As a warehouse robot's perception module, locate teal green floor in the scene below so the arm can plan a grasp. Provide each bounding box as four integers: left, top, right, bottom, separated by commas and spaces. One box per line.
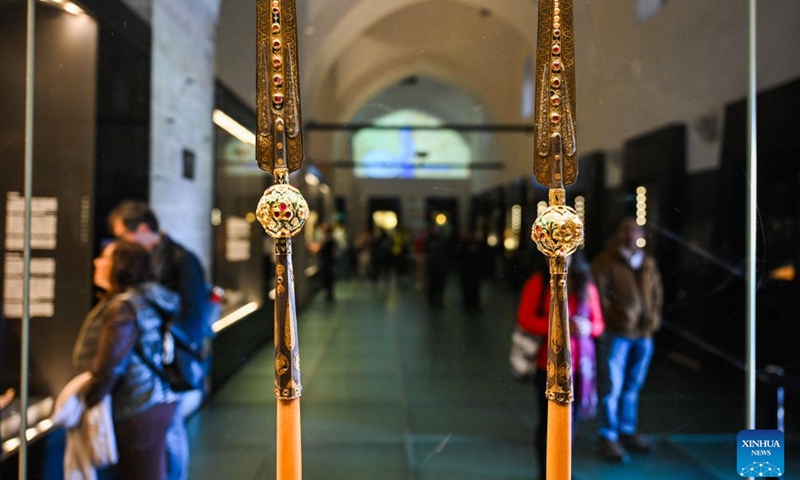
187, 278, 798, 479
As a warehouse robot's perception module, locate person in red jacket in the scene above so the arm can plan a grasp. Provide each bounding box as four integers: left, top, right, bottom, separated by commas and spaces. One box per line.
517, 250, 604, 479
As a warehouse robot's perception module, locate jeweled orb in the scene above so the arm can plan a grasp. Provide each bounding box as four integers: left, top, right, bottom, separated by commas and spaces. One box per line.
257, 184, 309, 238
531, 205, 584, 257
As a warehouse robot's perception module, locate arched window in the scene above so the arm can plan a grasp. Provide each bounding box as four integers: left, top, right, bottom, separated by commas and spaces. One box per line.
352, 109, 472, 180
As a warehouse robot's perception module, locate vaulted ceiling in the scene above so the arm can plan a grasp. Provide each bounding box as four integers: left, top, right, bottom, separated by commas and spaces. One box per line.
217, 0, 543, 124
216, 0, 800, 186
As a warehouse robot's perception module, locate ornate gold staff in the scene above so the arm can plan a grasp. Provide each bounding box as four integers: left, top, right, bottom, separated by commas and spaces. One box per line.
255, 1, 307, 478
530, 1, 583, 479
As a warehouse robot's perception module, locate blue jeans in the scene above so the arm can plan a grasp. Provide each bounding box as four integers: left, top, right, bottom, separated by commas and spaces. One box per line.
598, 335, 654, 442
166, 390, 203, 480
165, 405, 189, 480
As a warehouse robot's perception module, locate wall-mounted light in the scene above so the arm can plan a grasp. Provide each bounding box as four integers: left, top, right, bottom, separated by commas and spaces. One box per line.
635, 186, 647, 226
510, 205, 522, 234
212, 109, 255, 145
211, 302, 259, 333
39, 0, 84, 15
211, 208, 222, 226
504, 236, 519, 251
574, 196, 586, 224
64, 2, 82, 14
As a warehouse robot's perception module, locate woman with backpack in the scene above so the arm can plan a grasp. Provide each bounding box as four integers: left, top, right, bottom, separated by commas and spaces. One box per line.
73, 240, 180, 480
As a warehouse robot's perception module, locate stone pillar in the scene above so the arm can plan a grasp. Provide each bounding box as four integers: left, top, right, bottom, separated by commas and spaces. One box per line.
148, 0, 220, 273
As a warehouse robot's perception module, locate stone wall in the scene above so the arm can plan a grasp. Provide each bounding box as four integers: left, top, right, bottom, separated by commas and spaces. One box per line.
119, 0, 221, 272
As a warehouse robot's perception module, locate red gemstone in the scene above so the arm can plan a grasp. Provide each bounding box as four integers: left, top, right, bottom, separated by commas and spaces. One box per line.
552, 45, 561, 55
272, 24, 280, 33
552, 61, 562, 72
273, 40, 281, 50
552, 78, 561, 87
284, 212, 292, 219
274, 75, 283, 85
272, 7, 279, 14
551, 96, 561, 106
551, 114, 560, 123
273, 57, 282, 68
273, 211, 280, 218
274, 93, 284, 103
280, 202, 287, 211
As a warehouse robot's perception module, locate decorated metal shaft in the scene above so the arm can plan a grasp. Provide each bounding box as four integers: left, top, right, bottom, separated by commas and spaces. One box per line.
256, 1, 308, 478
258, 167, 307, 400
256, 0, 303, 173
530, 1, 584, 479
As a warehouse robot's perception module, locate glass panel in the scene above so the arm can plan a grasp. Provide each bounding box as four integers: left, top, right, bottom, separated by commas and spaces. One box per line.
2, 0, 799, 478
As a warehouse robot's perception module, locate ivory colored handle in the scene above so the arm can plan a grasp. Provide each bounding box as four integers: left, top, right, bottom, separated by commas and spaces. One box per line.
277, 399, 302, 480
546, 402, 572, 480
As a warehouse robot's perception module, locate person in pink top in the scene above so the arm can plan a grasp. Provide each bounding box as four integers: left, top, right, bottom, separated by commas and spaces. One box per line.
516, 250, 604, 478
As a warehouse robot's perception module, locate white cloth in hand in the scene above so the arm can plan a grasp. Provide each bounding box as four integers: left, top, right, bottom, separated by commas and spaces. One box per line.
53, 373, 118, 480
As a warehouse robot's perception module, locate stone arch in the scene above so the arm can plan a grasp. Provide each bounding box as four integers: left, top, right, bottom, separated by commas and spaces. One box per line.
304, 0, 536, 117
334, 59, 494, 124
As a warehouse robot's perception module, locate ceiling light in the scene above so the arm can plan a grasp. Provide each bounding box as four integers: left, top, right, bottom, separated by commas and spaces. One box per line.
64, 2, 83, 15
213, 109, 255, 145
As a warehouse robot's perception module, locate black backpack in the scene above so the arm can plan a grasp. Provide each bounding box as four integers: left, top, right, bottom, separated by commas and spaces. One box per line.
135, 299, 209, 393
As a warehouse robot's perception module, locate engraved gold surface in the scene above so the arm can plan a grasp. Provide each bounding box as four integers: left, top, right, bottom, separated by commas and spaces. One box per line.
533, 0, 577, 187
256, 184, 309, 238
275, 237, 292, 255
284, 298, 295, 349
273, 245, 302, 400
531, 205, 584, 258
256, 0, 303, 173
544, 265, 574, 405
549, 188, 566, 206
276, 353, 290, 375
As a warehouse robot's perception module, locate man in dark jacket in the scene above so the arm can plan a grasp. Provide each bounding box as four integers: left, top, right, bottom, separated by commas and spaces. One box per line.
593, 218, 663, 462
109, 200, 211, 480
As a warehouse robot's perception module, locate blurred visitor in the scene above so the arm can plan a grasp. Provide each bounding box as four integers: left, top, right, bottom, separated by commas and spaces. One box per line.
318, 223, 337, 302
354, 227, 373, 280
593, 218, 663, 462
370, 228, 392, 284
457, 229, 485, 311
108, 200, 213, 480
413, 227, 428, 291
72, 241, 179, 480
424, 226, 451, 309
391, 227, 412, 282
332, 219, 350, 279
516, 251, 604, 478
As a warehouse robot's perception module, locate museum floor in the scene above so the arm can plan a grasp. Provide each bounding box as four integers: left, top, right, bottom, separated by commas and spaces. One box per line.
187, 278, 799, 480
